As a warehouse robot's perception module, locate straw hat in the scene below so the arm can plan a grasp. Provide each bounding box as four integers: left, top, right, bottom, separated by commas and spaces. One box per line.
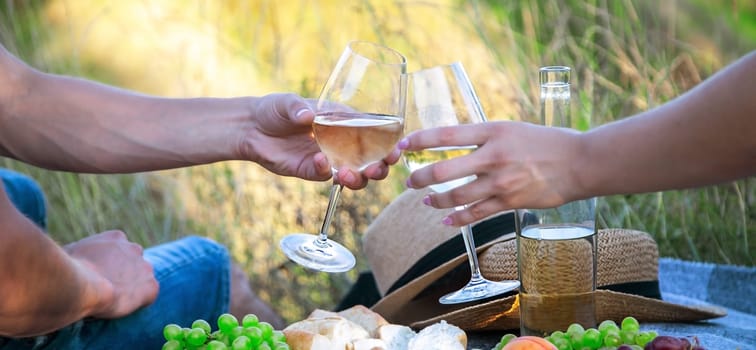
362, 188, 727, 331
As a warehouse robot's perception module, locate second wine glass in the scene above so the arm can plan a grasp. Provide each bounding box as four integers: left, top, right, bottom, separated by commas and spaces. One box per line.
403, 62, 520, 303
279, 41, 407, 273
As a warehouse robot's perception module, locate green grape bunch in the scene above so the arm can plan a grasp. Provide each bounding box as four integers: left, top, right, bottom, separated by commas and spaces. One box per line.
492, 317, 664, 350
162, 313, 290, 350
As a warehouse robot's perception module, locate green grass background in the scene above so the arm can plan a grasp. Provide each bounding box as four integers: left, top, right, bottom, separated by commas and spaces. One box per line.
0, 0, 753, 323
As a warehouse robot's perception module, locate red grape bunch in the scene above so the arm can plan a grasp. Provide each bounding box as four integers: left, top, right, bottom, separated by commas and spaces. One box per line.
643, 335, 705, 350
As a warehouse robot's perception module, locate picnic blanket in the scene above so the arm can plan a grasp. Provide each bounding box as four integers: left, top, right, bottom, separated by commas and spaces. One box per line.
641, 258, 756, 349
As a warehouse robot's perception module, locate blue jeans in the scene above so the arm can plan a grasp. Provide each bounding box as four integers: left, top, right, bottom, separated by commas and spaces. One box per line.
0, 169, 231, 349
0, 168, 47, 229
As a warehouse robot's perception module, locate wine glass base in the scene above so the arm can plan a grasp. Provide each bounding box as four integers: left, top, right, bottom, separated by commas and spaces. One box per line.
279, 233, 356, 273
439, 278, 520, 304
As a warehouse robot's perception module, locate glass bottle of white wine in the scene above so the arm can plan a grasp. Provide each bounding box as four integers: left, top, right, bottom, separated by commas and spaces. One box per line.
516, 66, 599, 337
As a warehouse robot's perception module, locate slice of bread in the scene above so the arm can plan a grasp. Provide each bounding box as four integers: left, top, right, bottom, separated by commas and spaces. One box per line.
407, 320, 467, 350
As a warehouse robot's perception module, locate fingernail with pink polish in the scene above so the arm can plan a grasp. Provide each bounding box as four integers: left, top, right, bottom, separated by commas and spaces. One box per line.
397, 138, 409, 150
405, 177, 413, 188
422, 195, 431, 206
442, 216, 453, 226
343, 171, 356, 184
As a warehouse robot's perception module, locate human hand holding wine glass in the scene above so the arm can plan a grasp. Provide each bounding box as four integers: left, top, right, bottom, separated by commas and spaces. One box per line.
279, 41, 407, 273
403, 62, 520, 303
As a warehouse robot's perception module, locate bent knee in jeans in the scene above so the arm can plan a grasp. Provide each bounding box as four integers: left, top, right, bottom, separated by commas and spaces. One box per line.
0, 236, 231, 350
0, 168, 47, 229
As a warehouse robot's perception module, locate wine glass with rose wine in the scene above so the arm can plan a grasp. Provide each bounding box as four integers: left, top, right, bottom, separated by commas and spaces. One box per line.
403, 62, 520, 303
279, 41, 407, 272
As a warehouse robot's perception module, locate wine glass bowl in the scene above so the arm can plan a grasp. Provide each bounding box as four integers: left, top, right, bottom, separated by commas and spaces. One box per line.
403, 61, 520, 303
313, 112, 403, 171
279, 41, 406, 273
403, 145, 477, 193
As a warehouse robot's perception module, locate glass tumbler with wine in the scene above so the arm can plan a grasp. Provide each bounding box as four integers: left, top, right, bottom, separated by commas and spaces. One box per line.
279, 41, 407, 273
403, 62, 520, 303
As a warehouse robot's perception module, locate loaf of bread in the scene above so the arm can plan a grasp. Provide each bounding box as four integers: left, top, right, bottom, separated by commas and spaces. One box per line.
308, 304, 389, 338
284, 305, 466, 350
284, 315, 369, 349
283, 329, 332, 350
337, 304, 390, 337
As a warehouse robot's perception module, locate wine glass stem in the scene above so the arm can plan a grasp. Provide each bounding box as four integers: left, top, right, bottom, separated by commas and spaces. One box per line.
458, 206, 484, 282
317, 180, 344, 246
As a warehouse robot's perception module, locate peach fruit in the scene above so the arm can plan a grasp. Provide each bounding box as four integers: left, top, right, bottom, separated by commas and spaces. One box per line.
502, 336, 558, 350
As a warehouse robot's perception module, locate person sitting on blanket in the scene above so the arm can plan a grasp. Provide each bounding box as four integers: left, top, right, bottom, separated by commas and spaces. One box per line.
0, 42, 399, 349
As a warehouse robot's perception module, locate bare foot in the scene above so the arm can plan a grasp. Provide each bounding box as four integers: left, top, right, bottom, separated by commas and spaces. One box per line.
229, 263, 286, 329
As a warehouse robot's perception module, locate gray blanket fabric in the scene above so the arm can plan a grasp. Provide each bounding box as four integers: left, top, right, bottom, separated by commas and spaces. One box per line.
642, 258, 756, 349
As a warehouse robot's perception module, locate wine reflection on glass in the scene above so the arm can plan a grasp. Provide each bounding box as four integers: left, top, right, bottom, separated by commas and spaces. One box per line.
403, 62, 520, 303
279, 41, 407, 273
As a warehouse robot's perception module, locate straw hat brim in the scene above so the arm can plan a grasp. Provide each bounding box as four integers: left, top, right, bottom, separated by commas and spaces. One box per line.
364, 189, 727, 331
371, 231, 516, 322
372, 230, 727, 330
364, 188, 516, 297
408, 289, 727, 331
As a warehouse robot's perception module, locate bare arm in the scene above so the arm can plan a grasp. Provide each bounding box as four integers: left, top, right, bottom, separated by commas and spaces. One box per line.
579, 50, 756, 197
0, 185, 157, 337
0, 184, 99, 337
401, 51, 756, 226
0, 45, 250, 173
0, 44, 394, 187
